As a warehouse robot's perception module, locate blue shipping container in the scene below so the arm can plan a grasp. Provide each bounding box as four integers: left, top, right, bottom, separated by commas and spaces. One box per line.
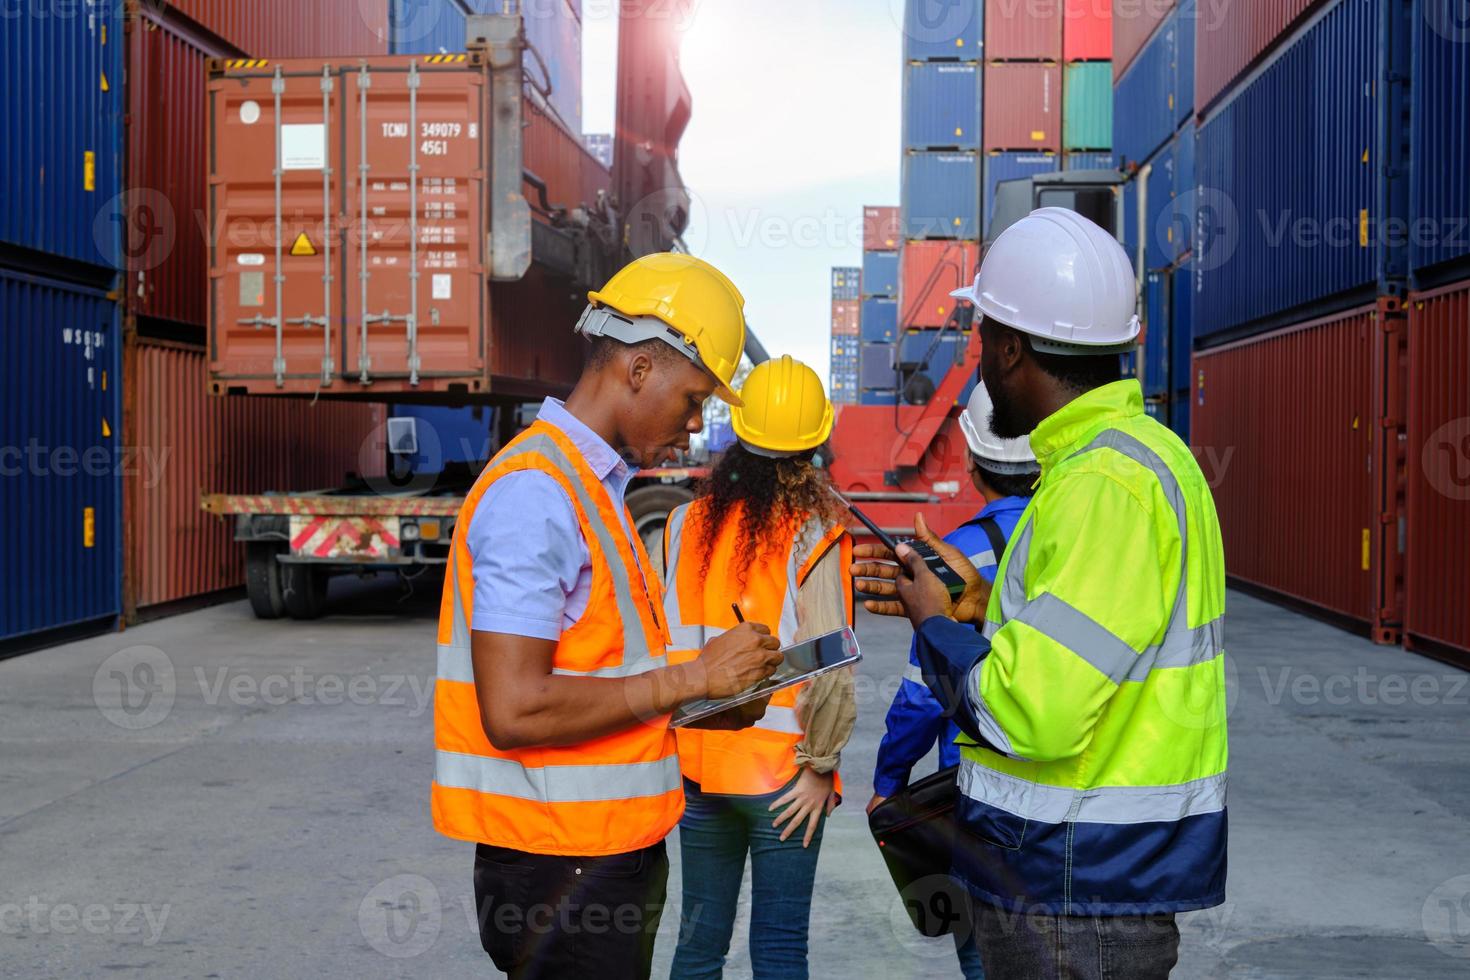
390, 405, 496, 474
1143, 139, 1176, 270
2, 3, 123, 270
706, 421, 736, 454
1194, 0, 1395, 340
903, 152, 981, 240
860, 343, 897, 389
1410, 0, 1470, 274
859, 389, 899, 407
1065, 152, 1117, 170
1123, 177, 1141, 272
903, 0, 983, 61
1171, 261, 1193, 387
861, 297, 899, 343
984, 152, 1058, 228
1142, 270, 1170, 396
1169, 386, 1191, 442
904, 62, 982, 150
898, 329, 965, 367
1, 270, 122, 643
1173, 0, 1197, 132
1112, 8, 1179, 170
831, 266, 862, 301
862, 250, 900, 297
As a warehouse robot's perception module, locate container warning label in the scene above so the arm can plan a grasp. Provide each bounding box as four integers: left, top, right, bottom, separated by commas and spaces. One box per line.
432, 274, 452, 300
290, 232, 317, 256
281, 124, 326, 170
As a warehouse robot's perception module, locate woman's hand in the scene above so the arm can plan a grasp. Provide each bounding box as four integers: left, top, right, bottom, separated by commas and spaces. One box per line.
770, 767, 837, 848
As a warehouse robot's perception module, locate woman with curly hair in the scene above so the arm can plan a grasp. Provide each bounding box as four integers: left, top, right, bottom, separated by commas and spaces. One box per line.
662, 356, 856, 980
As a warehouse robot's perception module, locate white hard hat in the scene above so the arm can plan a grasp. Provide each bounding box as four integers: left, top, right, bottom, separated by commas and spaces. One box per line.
959, 379, 1038, 472
951, 207, 1139, 355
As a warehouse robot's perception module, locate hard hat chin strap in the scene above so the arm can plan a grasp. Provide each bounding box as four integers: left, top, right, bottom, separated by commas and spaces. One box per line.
575, 305, 703, 368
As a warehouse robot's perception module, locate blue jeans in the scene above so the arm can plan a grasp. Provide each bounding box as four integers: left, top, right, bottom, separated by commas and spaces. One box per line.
671, 777, 825, 979
955, 932, 986, 978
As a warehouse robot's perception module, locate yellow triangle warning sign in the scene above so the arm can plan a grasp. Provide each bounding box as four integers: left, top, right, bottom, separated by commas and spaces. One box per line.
290, 232, 317, 256
102, 418, 111, 438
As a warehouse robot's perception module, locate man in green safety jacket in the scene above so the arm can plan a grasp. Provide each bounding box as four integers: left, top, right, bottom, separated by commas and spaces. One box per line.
855, 208, 1228, 980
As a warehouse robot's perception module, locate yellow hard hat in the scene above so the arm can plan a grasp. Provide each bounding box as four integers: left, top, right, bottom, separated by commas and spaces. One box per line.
731, 355, 833, 455
585, 253, 748, 405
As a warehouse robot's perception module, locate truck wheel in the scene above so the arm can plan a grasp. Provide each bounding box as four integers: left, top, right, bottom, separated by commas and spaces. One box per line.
626, 485, 695, 579
245, 543, 286, 620
282, 563, 329, 620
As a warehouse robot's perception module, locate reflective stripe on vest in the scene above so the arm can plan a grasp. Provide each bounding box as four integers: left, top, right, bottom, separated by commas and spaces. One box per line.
431, 421, 681, 855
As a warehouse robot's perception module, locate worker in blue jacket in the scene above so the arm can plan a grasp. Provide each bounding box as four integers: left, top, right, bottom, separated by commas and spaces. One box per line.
867, 379, 1038, 980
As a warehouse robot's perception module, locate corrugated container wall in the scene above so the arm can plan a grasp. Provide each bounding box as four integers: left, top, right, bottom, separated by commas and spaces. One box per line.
831, 300, 861, 335
1112, 7, 1179, 168
863, 207, 902, 251
2, 4, 123, 270
903, 153, 982, 239
1404, 281, 1470, 661
983, 63, 1061, 150
1142, 270, 1170, 395
1, 271, 122, 643
831, 266, 862, 301
901, 241, 979, 328
1111, 0, 1173, 78
986, 0, 1063, 59
1063, 0, 1112, 60
902, 0, 983, 61
1064, 151, 1116, 169
862, 251, 900, 297
1063, 61, 1112, 149
124, 342, 385, 612
904, 63, 982, 150
1143, 138, 1176, 270
1171, 259, 1193, 386
984, 151, 1058, 227
860, 344, 897, 389
160, 0, 390, 58
1193, 0, 1390, 342
390, 404, 496, 472
861, 297, 899, 343
1409, 5, 1470, 277
388, 0, 473, 55
1194, 0, 1324, 113
1191, 304, 1398, 633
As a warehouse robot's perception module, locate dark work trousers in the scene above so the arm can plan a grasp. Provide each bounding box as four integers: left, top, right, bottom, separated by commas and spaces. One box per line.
473, 840, 669, 979
971, 902, 1180, 980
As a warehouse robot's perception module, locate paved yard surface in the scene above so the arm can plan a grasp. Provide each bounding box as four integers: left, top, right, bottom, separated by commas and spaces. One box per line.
1, 575, 1466, 978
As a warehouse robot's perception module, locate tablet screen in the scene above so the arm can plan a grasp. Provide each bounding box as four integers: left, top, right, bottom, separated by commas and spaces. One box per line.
670, 627, 862, 728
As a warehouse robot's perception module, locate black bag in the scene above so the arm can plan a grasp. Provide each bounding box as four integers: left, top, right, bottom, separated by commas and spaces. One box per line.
867, 765, 973, 937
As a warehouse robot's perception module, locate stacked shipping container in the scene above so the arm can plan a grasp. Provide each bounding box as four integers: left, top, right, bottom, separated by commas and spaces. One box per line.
859, 208, 900, 401
830, 267, 861, 403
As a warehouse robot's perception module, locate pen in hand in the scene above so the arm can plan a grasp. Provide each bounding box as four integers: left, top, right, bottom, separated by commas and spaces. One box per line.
731, 602, 745, 624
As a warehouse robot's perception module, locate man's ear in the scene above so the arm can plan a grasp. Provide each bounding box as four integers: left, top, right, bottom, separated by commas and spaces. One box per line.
996, 325, 1026, 372
626, 348, 653, 393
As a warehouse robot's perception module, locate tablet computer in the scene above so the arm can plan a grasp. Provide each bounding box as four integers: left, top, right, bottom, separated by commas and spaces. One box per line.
670, 626, 862, 729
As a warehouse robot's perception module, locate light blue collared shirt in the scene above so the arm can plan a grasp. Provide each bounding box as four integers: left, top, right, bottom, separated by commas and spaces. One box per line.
466, 398, 635, 639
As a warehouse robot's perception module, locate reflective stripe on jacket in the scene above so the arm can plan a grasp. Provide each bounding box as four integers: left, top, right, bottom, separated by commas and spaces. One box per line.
431, 420, 682, 855
663, 498, 852, 796
949, 379, 1228, 915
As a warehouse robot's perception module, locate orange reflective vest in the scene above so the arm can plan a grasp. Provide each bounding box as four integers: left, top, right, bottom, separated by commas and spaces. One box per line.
663, 498, 853, 796
431, 419, 682, 856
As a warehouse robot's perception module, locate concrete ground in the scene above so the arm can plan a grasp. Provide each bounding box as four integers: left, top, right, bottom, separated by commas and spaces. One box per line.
1, 575, 1467, 979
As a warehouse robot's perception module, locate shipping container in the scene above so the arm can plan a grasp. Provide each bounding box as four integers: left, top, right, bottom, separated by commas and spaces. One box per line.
1122, 174, 1141, 270
1193, 0, 1402, 342
898, 328, 967, 367
514, 0, 585, 135
388, 0, 473, 56
860, 343, 897, 389
1409, 3, 1470, 277
984, 151, 1058, 228
1063, 0, 1113, 61
831, 266, 862, 301
1173, 0, 1196, 130
1111, 6, 1179, 168
902, 0, 984, 61
861, 297, 900, 343
983, 62, 1061, 150
705, 420, 736, 454
1404, 280, 1470, 663
1143, 138, 1176, 270
2, 2, 123, 270
1171, 259, 1193, 385
1168, 386, 1190, 441
1065, 151, 1116, 170
1, 270, 121, 645
1191, 302, 1403, 637
206, 55, 589, 398
986, 0, 1063, 60
902, 152, 982, 239
858, 389, 899, 406
389, 404, 496, 473
584, 133, 614, 169
1194, 0, 1325, 113
123, 341, 386, 614
1063, 61, 1113, 149
1112, 0, 1173, 79
863, 206, 902, 251
862, 250, 901, 297
831, 299, 861, 335
900, 241, 979, 328
1141, 269, 1170, 395
159, 0, 390, 59
903, 62, 982, 150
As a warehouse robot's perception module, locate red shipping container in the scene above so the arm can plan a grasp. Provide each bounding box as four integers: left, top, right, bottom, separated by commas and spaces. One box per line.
986, 0, 1064, 60
1192, 302, 1404, 639
124, 340, 385, 614
901, 241, 980, 328
156, 0, 389, 59
1194, 0, 1325, 112
863, 206, 901, 251
1064, 0, 1113, 60
831, 300, 860, 335
1111, 0, 1174, 80
983, 63, 1062, 150
1405, 280, 1470, 664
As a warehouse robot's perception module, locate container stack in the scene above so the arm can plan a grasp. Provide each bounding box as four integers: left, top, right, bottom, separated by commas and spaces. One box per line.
859, 207, 901, 404
829, 267, 861, 404
981, 0, 1061, 233
1061, 0, 1114, 171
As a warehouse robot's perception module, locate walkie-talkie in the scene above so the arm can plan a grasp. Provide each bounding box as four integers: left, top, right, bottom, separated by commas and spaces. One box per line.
830, 488, 968, 599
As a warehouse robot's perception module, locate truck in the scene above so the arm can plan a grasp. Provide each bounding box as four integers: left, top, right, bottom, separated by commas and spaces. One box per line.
200, 6, 753, 618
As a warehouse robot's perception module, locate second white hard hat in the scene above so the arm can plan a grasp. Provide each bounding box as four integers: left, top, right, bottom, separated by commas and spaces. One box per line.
959, 379, 1039, 472
951, 207, 1139, 355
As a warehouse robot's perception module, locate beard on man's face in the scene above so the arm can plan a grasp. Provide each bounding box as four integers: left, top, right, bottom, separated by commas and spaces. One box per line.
986, 380, 1032, 439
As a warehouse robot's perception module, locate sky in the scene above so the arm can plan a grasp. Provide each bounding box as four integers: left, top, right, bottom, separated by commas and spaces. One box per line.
582, 0, 904, 387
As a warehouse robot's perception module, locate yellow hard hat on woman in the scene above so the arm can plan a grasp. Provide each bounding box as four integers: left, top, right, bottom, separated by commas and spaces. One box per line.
579, 252, 748, 405
731, 355, 833, 456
